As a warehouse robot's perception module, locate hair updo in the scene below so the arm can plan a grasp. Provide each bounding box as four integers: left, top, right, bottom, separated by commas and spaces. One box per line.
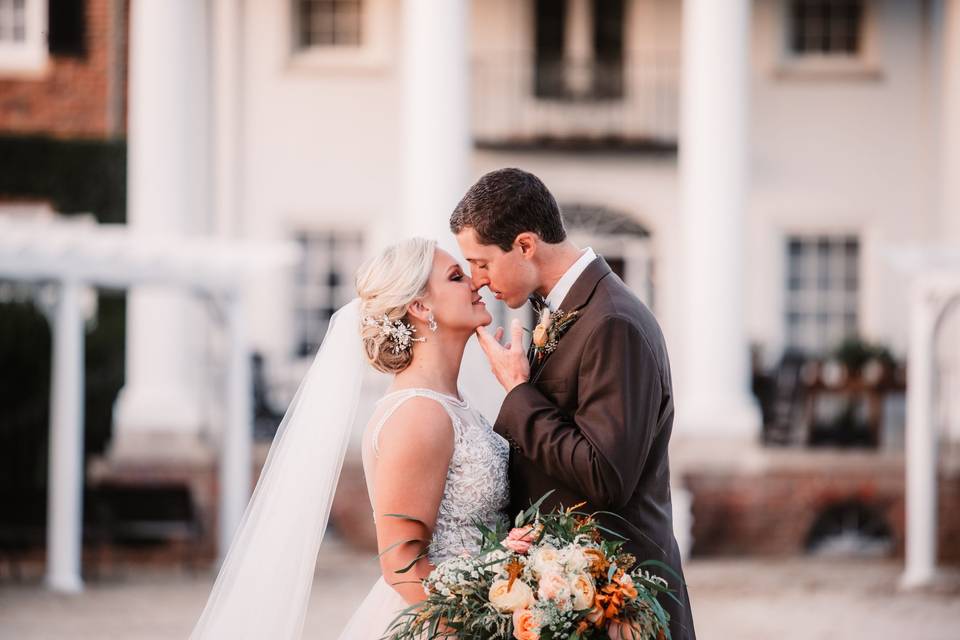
355, 237, 437, 374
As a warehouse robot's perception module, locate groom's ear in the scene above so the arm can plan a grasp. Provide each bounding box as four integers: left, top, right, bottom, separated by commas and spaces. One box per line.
515, 233, 538, 260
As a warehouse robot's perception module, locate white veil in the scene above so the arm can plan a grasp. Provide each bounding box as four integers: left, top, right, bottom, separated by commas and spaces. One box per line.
191, 299, 365, 639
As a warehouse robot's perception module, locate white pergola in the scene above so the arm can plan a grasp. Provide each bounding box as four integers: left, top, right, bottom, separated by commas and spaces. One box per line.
0, 217, 298, 593
889, 248, 960, 588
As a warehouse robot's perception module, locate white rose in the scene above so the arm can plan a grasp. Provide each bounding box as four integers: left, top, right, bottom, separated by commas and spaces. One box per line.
488, 579, 535, 613
561, 545, 590, 575
529, 544, 562, 577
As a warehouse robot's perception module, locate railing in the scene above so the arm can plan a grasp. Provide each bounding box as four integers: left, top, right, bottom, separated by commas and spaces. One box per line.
472, 52, 680, 149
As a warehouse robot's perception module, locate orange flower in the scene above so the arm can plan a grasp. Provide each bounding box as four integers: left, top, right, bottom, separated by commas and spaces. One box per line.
585, 602, 606, 628
614, 571, 639, 600
595, 571, 639, 620
583, 548, 610, 579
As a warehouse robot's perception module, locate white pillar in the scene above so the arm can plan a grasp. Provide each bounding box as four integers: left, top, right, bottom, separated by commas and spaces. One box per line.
401, 0, 471, 254
677, 0, 760, 437
45, 281, 85, 593
941, 0, 960, 242
219, 292, 253, 559
212, 0, 244, 239
565, 0, 594, 96
901, 284, 939, 589
113, 0, 208, 458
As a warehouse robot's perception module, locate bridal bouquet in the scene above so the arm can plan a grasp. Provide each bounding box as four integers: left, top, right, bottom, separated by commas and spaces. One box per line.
384, 494, 675, 640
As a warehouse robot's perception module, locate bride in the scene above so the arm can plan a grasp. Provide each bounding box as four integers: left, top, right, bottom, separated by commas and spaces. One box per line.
191, 238, 511, 639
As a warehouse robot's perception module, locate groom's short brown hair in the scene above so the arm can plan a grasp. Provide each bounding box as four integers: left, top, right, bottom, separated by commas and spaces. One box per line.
450, 168, 566, 252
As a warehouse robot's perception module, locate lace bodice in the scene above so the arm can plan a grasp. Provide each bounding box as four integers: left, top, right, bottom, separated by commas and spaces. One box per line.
365, 388, 510, 564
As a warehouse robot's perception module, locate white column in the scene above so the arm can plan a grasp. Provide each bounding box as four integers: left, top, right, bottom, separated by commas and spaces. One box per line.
901, 284, 939, 589
219, 292, 253, 559
565, 0, 594, 96
212, 0, 244, 239
401, 0, 471, 254
938, 2, 960, 445
45, 281, 85, 593
677, 0, 760, 437
941, 0, 960, 242
113, 0, 208, 457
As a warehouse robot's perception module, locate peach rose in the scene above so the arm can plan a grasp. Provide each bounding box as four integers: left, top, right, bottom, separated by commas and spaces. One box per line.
569, 572, 596, 610
607, 618, 643, 640
503, 525, 536, 554
513, 608, 540, 640
489, 579, 535, 613
537, 572, 572, 603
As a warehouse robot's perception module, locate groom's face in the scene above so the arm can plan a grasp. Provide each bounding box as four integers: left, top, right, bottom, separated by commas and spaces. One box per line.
456, 228, 536, 309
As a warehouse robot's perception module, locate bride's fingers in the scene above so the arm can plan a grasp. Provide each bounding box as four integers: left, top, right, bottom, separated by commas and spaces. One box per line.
494, 327, 505, 343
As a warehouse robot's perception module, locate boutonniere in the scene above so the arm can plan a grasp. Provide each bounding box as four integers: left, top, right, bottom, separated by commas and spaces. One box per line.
530, 306, 580, 364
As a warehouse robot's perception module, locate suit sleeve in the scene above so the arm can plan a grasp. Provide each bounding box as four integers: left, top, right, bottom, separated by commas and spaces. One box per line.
494, 315, 663, 510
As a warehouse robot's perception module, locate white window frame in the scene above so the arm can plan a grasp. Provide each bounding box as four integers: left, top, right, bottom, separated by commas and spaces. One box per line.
290, 227, 365, 361
782, 232, 861, 356
0, 0, 48, 76
773, 0, 882, 80
286, 0, 390, 72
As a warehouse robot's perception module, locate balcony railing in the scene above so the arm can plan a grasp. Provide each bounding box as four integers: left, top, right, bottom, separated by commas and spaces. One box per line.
472, 52, 679, 150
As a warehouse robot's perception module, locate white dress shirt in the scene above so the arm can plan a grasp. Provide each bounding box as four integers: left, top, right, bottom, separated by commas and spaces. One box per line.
544, 247, 597, 311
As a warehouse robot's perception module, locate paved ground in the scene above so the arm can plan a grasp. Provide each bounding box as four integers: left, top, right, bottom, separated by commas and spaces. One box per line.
1, 540, 958, 639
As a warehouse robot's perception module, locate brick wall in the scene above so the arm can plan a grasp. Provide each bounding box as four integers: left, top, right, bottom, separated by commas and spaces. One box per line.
0, 0, 126, 138
684, 463, 960, 564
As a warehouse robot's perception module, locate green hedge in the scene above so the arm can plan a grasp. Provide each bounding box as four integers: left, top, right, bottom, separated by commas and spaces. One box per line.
0, 135, 127, 495
0, 135, 126, 223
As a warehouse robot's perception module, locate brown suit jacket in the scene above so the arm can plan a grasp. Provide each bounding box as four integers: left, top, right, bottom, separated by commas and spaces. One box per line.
494, 257, 696, 640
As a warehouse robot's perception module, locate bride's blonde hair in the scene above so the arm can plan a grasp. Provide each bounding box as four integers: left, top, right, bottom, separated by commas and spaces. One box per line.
355, 237, 437, 373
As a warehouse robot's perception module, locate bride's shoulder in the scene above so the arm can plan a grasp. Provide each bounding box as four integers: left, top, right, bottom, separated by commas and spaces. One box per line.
374, 395, 454, 459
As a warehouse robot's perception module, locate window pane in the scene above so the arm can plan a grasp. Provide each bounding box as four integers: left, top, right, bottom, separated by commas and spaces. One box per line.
790, 0, 863, 56
298, 0, 362, 49
784, 234, 860, 355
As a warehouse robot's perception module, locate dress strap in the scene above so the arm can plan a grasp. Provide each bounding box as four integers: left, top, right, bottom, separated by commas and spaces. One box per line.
371, 388, 466, 457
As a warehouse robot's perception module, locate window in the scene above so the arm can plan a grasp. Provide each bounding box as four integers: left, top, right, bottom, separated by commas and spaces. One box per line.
296, 0, 362, 49
789, 0, 863, 57
0, 0, 27, 43
534, 0, 624, 100
0, 0, 47, 74
48, 0, 87, 58
785, 235, 859, 355
293, 230, 363, 357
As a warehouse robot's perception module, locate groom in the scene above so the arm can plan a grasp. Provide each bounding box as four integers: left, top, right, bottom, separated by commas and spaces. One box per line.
452, 168, 696, 640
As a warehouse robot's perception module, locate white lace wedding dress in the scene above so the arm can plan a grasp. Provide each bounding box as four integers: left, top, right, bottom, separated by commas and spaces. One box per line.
336, 387, 511, 639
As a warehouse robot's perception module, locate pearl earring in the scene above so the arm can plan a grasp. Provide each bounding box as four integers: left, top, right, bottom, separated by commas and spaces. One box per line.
427, 312, 438, 333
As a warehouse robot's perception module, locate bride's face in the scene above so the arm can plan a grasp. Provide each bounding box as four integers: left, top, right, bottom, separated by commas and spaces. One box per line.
421, 249, 492, 332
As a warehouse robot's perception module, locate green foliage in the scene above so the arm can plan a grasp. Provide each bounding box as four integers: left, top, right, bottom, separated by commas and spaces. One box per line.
0, 135, 127, 223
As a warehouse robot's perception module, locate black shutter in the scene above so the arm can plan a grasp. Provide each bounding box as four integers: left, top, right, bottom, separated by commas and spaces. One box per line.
49, 0, 87, 58
593, 0, 624, 99
534, 0, 566, 98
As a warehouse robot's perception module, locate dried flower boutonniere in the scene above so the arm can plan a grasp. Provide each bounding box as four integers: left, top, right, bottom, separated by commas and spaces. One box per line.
530, 306, 580, 364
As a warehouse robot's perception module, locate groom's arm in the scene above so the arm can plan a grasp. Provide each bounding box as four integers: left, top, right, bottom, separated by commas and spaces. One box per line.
494, 315, 663, 510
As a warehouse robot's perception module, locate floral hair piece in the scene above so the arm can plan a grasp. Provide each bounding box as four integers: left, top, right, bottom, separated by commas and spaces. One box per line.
363, 314, 426, 354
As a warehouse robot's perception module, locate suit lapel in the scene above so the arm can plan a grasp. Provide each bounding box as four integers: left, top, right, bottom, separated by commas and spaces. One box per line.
530, 257, 613, 383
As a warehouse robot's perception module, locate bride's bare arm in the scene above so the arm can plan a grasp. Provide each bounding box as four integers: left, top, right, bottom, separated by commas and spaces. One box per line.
372, 397, 454, 605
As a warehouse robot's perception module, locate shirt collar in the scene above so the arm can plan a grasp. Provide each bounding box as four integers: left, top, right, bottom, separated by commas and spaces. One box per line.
544, 247, 597, 311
